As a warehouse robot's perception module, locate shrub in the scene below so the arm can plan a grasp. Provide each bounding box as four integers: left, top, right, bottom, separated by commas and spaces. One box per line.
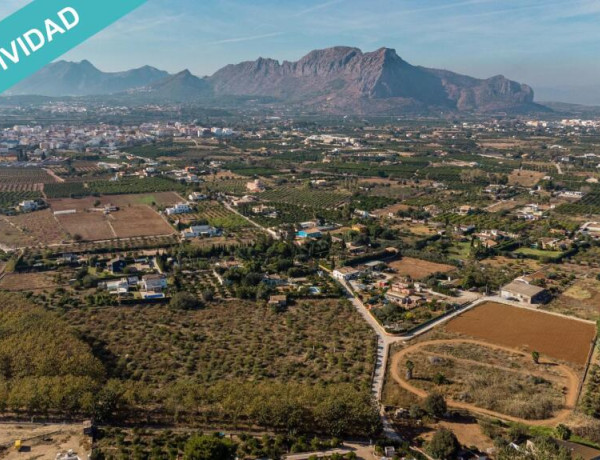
170, 292, 203, 311
424, 393, 447, 418
427, 428, 459, 460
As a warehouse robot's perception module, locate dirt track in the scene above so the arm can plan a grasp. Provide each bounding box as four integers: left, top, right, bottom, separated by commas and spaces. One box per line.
390, 339, 580, 426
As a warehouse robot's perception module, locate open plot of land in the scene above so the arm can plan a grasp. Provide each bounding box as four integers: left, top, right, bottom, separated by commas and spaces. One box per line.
393, 222, 438, 236
388, 257, 455, 280
391, 339, 579, 424
544, 278, 600, 320
508, 169, 547, 187
108, 191, 182, 207
372, 203, 411, 217
0, 271, 62, 292
485, 199, 521, 213
446, 302, 596, 366
56, 212, 116, 241
48, 194, 175, 241
0, 218, 35, 249
481, 255, 541, 271
108, 206, 174, 238
7, 209, 69, 246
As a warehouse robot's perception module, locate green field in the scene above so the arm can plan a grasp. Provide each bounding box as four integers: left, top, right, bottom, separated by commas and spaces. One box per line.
514, 247, 564, 258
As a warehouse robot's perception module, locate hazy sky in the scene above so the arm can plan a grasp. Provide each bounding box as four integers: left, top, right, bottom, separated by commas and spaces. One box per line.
2, 0, 600, 95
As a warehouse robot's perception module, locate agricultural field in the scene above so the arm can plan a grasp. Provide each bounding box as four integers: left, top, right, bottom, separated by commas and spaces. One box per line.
0, 167, 57, 187
176, 200, 250, 231
107, 191, 182, 208
259, 186, 351, 209
388, 257, 456, 280
393, 339, 573, 421
556, 192, 600, 216
178, 269, 234, 300
6, 209, 69, 246
203, 178, 250, 195
48, 194, 175, 241
243, 201, 339, 227
514, 247, 565, 259
64, 299, 377, 387
43, 177, 185, 198
446, 302, 596, 366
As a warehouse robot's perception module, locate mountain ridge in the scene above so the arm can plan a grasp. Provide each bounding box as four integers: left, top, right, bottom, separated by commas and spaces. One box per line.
8, 60, 170, 97
5, 47, 546, 114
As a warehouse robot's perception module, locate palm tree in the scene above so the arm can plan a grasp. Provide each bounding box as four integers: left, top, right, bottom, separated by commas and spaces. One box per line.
405, 360, 415, 380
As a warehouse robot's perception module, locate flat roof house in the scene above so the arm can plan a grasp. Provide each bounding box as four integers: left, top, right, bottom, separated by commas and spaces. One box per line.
181, 225, 220, 239
165, 202, 192, 216
332, 266, 360, 281
106, 278, 129, 294
141, 274, 167, 293
500, 280, 550, 305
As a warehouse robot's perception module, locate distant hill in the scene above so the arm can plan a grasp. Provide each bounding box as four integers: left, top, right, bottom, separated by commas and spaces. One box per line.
3, 47, 549, 114
130, 70, 211, 102
7, 60, 170, 97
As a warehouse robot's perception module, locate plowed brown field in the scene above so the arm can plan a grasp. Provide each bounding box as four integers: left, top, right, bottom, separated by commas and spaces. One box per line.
446, 302, 596, 366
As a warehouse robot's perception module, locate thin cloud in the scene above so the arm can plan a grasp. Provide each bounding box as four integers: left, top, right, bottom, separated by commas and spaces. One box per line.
294, 0, 345, 17
207, 32, 283, 45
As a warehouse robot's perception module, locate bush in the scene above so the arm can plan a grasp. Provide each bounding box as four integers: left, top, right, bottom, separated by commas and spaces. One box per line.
183, 434, 237, 460
170, 292, 203, 311
555, 424, 571, 441
424, 393, 447, 418
427, 428, 459, 459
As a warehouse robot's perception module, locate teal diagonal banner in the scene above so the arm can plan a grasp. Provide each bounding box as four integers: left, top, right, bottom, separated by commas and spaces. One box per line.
0, 0, 147, 93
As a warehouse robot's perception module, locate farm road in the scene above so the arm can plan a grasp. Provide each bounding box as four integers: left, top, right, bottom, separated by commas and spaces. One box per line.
390, 339, 580, 426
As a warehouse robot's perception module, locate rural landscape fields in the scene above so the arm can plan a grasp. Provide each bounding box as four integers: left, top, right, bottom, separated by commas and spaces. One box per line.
0, 191, 181, 250
48, 193, 179, 241
1, 114, 600, 459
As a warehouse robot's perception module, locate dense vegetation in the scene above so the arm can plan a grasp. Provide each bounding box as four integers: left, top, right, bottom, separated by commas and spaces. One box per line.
44, 177, 186, 198
0, 293, 104, 414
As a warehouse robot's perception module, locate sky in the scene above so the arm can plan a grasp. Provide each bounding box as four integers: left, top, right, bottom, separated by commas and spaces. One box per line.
2, 0, 600, 102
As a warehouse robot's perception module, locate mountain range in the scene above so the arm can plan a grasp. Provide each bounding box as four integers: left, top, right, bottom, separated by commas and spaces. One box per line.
5, 46, 546, 114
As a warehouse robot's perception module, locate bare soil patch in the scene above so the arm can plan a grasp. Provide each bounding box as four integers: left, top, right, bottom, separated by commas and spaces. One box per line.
8, 209, 69, 246
446, 302, 596, 366
508, 169, 546, 187
0, 423, 89, 460
388, 257, 455, 280
49, 194, 175, 241
0, 272, 62, 292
